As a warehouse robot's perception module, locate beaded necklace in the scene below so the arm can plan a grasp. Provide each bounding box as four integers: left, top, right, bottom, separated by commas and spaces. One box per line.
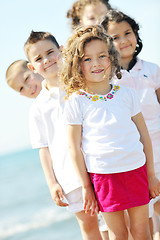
79, 85, 120, 101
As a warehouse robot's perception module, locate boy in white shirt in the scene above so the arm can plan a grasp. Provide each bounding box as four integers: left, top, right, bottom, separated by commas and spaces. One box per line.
24, 30, 102, 240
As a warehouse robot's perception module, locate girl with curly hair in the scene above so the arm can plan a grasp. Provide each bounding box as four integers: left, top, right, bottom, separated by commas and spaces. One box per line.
61, 24, 160, 239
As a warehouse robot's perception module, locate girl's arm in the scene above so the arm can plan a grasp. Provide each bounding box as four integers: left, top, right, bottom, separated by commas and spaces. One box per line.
156, 87, 160, 103
131, 112, 160, 198
68, 124, 99, 215
39, 147, 68, 207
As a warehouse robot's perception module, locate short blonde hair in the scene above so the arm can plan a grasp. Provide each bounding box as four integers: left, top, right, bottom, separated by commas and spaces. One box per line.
6, 59, 28, 88
60, 24, 121, 98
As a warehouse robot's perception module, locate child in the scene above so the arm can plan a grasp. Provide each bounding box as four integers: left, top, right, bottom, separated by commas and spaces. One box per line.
6, 59, 43, 98
61, 24, 160, 239
24, 30, 102, 240
100, 9, 160, 238
66, 0, 112, 30
67, 2, 113, 238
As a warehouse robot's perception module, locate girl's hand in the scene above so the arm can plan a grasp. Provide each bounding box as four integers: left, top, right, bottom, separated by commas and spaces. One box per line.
50, 183, 69, 207
148, 175, 160, 199
82, 185, 99, 216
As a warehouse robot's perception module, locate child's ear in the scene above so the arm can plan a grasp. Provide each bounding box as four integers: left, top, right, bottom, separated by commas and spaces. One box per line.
27, 62, 36, 72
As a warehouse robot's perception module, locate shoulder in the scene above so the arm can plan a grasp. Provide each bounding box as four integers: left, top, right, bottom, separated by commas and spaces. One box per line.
67, 91, 81, 102
116, 84, 137, 95
116, 85, 139, 103
138, 58, 160, 73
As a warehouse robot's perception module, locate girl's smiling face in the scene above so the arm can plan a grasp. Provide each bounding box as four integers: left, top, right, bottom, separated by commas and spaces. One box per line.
80, 2, 109, 26
81, 39, 111, 90
107, 20, 137, 66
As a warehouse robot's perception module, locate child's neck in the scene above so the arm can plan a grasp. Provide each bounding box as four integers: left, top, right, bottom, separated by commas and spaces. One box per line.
120, 56, 134, 71
120, 59, 130, 70
45, 76, 59, 90
86, 82, 111, 95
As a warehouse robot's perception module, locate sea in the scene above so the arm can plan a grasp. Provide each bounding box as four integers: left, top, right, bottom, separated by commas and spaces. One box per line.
0, 148, 82, 240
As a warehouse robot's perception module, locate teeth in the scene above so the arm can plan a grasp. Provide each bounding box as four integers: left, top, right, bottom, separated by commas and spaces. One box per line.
93, 70, 102, 73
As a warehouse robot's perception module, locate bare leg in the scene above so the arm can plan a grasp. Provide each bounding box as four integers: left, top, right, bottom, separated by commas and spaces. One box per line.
149, 217, 153, 239
98, 213, 109, 240
128, 204, 151, 240
152, 212, 160, 240
102, 211, 128, 240
75, 210, 102, 240
100, 230, 109, 240
124, 210, 134, 240
154, 200, 160, 216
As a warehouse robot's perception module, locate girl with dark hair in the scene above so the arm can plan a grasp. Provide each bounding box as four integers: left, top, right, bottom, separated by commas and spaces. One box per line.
100, 9, 160, 238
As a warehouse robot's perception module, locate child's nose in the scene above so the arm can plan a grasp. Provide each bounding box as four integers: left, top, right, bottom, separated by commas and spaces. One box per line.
93, 58, 100, 66
44, 56, 50, 64
121, 36, 127, 43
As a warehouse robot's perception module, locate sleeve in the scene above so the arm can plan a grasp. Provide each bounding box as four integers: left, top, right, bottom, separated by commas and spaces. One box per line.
64, 94, 83, 125
154, 64, 160, 90
29, 101, 48, 149
129, 88, 142, 117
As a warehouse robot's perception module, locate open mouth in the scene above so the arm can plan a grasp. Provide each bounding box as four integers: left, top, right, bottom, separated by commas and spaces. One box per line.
92, 69, 104, 74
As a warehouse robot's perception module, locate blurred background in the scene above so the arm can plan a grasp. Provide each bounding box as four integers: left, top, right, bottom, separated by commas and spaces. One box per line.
0, 0, 160, 239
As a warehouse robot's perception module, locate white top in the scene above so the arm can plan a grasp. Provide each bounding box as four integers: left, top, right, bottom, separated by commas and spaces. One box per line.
65, 85, 146, 174
29, 80, 81, 194
112, 58, 160, 135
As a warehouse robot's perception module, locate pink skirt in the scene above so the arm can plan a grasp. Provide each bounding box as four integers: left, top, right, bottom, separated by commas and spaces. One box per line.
89, 165, 150, 212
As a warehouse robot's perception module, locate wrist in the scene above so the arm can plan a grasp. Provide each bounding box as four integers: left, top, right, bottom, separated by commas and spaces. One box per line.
47, 178, 58, 188
82, 182, 92, 189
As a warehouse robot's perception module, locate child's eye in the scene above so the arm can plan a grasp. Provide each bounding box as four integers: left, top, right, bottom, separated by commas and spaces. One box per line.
19, 86, 23, 92
112, 36, 118, 41
89, 17, 95, 21
83, 58, 91, 62
35, 57, 41, 62
99, 55, 106, 58
25, 76, 29, 82
48, 50, 54, 55
125, 31, 131, 36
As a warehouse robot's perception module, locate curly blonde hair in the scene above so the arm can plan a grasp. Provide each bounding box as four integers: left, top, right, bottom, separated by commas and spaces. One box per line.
60, 24, 121, 98
67, 0, 112, 30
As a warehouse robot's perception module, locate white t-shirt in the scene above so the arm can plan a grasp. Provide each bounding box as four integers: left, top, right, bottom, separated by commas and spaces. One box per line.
65, 85, 146, 174
112, 58, 160, 135
29, 80, 81, 194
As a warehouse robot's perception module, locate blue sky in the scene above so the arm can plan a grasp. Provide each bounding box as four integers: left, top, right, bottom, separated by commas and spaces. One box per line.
0, 0, 160, 155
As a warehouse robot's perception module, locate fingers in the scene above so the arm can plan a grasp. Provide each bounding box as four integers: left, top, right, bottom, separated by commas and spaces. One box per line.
53, 190, 69, 207
150, 189, 160, 199
149, 178, 160, 199
95, 201, 100, 214
83, 199, 98, 216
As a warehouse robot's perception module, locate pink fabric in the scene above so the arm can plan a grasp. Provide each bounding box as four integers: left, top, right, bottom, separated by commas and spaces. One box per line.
90, 165, 150, 212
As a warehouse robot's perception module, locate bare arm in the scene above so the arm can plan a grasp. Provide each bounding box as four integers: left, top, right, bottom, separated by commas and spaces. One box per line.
131, 112, 160, 198
68, 125, 99, 215
156, 87, 160, 104
39, 147, 68, 207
